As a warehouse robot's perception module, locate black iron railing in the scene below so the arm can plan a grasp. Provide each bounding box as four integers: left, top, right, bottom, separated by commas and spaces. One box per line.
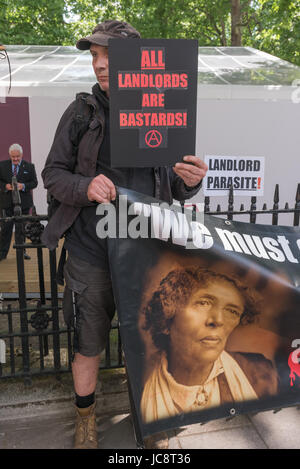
0, 183, 299, 380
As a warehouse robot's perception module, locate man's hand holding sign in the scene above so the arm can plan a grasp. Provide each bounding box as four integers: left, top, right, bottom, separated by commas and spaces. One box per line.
174, 155, 208, 188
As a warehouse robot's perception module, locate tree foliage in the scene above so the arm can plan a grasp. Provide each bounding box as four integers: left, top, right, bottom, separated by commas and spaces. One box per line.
1, 0, 299, 65
246, 0, 300, 66
1, 0, 73, 45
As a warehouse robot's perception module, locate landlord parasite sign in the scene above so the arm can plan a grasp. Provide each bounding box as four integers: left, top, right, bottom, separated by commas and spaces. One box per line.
109, 39, 198, 167
203, 155, 265, 196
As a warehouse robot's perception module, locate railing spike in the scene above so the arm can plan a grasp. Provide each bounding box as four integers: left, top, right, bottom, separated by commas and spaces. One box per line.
204, 196, 210, 213
296, 183, 300, 203
228, 185, 234, 204
250, 197, 256, 210
272, 184, 279, 225
227, 185, 234, 220
250, 196, 257, 223
294, 183, 300, 226
273, 184, 279, 204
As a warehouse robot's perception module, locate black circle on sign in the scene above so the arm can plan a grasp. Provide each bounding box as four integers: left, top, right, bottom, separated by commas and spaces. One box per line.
145, 130, 163, 148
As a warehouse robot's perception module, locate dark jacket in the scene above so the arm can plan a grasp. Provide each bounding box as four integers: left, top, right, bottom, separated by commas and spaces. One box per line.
0, 159, 38, 211
42, 86, 201, 250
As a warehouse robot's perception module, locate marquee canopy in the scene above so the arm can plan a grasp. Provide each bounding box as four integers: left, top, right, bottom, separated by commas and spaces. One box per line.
1, 45, 300, 98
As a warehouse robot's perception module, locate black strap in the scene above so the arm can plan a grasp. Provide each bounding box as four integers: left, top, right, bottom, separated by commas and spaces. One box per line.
48, 92, 95, 284
56, 244, 67, 285
70, 92, 93, 153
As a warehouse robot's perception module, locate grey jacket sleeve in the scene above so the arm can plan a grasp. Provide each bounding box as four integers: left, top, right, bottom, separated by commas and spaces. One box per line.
42, 102, 93, 208
168, 167, 202, 201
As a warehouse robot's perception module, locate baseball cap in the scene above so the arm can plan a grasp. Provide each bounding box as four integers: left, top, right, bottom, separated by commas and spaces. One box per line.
76, 19, 141, 50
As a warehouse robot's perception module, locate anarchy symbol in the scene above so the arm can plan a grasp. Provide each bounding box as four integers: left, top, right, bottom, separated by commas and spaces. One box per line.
145, 130, 162, 148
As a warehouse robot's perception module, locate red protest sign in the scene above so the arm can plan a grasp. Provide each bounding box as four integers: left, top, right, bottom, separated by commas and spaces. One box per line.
109, 39, 198, 167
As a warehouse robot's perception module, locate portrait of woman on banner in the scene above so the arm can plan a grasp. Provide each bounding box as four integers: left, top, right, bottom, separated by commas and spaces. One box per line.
140, 267, 279, 423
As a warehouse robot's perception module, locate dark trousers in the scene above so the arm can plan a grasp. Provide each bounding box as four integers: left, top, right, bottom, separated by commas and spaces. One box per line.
63, 252, 116, 357
0, 207, 30, 258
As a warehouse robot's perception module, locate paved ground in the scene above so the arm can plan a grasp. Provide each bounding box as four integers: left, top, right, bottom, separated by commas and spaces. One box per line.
0, 372, 299, 450
1, 406, 300, 450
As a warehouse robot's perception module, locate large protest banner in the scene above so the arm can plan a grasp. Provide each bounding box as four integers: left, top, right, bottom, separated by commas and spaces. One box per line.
107, 187, 300, 438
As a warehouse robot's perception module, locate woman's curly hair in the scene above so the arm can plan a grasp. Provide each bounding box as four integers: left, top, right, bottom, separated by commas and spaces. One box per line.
143, 267, 261, 353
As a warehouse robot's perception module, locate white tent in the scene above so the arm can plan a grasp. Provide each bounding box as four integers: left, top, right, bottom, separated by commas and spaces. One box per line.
1, 45, 300, 222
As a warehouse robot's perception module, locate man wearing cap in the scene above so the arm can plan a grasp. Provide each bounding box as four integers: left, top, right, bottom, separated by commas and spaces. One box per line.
42, 20, 207, 449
